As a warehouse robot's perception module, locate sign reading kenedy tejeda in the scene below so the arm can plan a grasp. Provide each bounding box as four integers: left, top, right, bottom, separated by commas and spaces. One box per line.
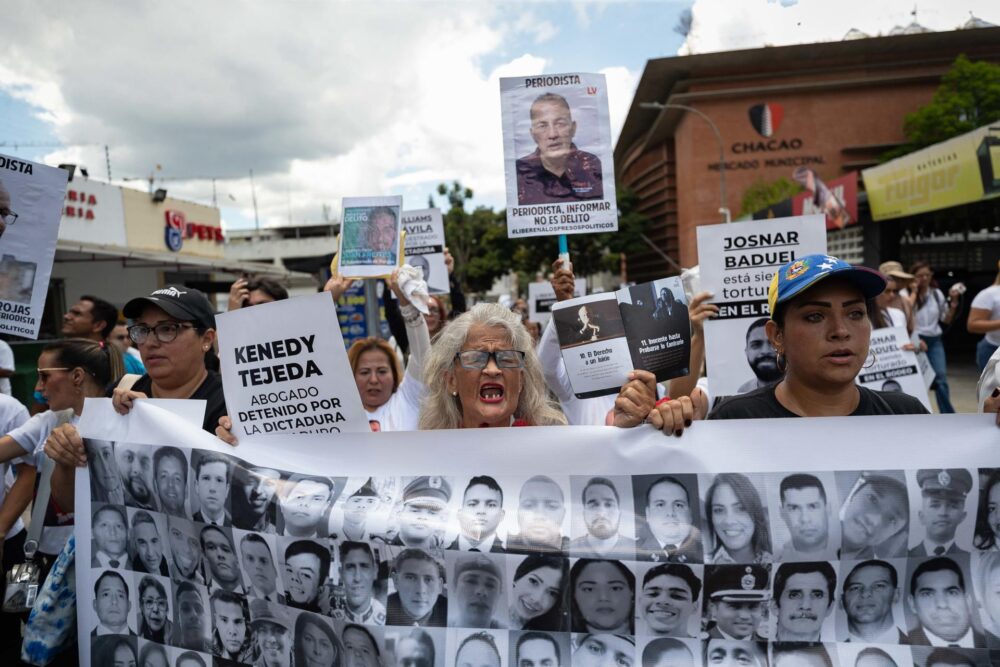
0, 153, 69, 338
698, 214, 827, 398
500, 73, 617, 238
337, 195, 403, 278
402, 208, 448, 294
217, 292, 368, 438
75, 399, 1000, 667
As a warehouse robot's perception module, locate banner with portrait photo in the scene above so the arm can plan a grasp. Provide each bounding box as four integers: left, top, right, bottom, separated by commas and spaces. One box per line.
0, 153, 69, 338
857, 326, 934, 412
338, 196, 403, 278
527, 278, 586, 327
75, 401, 1000, 667
698, 215, 827, 399
552, 277, 691, 398
500, 73, 617, 238
217, 292, 369, 439
401, 209, 448, 295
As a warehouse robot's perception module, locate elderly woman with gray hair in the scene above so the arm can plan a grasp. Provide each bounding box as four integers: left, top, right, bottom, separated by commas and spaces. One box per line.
419, 302, 655, 429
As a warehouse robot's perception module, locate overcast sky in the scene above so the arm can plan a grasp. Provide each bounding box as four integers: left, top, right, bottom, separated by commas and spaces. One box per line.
1, 0, 997, 231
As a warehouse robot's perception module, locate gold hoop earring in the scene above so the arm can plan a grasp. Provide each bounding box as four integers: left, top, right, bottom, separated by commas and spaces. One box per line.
776, 352, 787, 374
863, 351, 877, 369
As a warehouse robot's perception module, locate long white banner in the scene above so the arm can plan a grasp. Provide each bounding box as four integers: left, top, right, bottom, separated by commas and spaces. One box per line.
76, 402, 1000, 667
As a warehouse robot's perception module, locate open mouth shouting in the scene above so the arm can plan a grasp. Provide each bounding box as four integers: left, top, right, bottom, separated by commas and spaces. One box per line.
479, 382, 505, 403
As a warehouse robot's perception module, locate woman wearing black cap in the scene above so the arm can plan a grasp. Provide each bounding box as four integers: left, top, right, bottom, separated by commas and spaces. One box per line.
649, 255, 929, 430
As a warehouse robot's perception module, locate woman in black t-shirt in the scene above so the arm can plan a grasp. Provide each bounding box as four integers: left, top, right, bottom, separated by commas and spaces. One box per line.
649, 255, 928, 429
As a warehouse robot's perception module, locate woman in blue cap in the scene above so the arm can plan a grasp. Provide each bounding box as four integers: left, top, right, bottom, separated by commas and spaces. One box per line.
650, 254, 928, 428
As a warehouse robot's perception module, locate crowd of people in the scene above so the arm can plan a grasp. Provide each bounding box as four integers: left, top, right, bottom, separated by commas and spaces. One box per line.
0, 252, 997, 667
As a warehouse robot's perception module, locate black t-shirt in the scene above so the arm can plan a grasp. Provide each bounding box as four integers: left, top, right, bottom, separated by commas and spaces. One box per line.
709, 383, 929, 420
111, 372, 227, 434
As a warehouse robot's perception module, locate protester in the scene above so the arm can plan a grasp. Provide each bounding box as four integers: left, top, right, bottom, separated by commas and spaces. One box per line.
61, 294, 118, 342
385, 247, 467, 351
877, 261, 916, 332
904, 261, 961, 413
508, 554, 569, 631
228, 275, 289, 311
967, 261, 1000, 371
0, 337, 15, 395
978, 345, 1000, 426
110, 320, 146, 375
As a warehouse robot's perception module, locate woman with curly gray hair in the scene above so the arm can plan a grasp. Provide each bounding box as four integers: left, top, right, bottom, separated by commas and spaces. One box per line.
419, 303, 566, 429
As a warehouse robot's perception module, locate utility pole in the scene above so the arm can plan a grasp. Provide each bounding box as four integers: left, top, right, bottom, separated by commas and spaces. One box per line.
249, 169, 260, 231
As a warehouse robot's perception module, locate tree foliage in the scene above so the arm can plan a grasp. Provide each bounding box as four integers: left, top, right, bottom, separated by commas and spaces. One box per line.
884, 54, 1000, 160
739, 177, 803, 218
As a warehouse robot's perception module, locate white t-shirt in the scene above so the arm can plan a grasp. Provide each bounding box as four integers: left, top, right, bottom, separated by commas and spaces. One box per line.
971, 285, 1000, 346
0, 394, 30, 538
902, 288, 947, 337
979, 345, 1000, 413
8, 409, 78, 553
0, 339, 14, 395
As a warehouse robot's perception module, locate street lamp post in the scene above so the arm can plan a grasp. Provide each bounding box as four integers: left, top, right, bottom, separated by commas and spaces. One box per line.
640, 102, 731, 223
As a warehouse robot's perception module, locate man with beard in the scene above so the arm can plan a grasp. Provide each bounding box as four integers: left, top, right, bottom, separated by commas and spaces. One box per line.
131, 510, 169, 575
507, 476, 568, 556
449, 554, 505, 628
736, 318, 782, 393
137, 575, 172, 642
192, 452, 232, 526
92, 570, 135, 635
909, 469, 972, 557
703, 564, 769, 640
334, 478, 381, 542
250, 599, 294, 667
391, 476, 451, 549
394, 628, 435, 667
280, 475, 337, 538
233, 465, 281, 533
570, 477, 636, 560
777, 474, 837, 561
450, 476, 506, 553
168, 515, 206, 585
116, 443, 157, 511
240, 533, 284, 603
386, 548, 448, 627
153, 446, 187, 517
771, 561, 836, 642
839, 559, 907, 644
172, 581, 212, 652
638, 564, 700, 637
635, 476, 703, 564
211, 589, 253, 663
282, 540, 330, 613
202, 525, 244, 594
92, 504, 130, 568
907, 556, 985, 648
338, 541, 386, 625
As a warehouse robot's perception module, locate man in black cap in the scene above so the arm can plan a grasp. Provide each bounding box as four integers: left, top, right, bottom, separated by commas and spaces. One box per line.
703, 564, 769, 641
391, 476, 452, 549
122, 284, 225, 433
909, 469, 972, 557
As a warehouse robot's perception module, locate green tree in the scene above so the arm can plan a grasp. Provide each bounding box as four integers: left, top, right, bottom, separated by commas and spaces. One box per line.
739, 177, 803, 217
432, 181, 512, 294
884, 54, 1000, 159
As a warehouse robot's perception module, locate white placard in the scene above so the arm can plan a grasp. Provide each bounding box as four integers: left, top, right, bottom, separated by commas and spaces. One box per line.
217, 292, 368, 438
337, 195, 403, 278
402, 208, 448, 294
500, 72, 617, 238
0, 154, 69, 338
699, 215, 827, 398
857, 326, 933, 412
527, 278, 586, 325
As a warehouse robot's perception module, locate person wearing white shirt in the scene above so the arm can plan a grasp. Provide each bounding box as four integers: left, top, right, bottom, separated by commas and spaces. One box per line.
0, 339, 14, 395
91, 504, 130, 569
967, 265, 1000, 371
902, 262, 960, 413
91, 570, 135, 636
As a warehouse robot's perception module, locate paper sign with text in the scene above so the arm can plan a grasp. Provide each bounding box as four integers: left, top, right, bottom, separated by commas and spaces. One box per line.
402, 208, 448, 294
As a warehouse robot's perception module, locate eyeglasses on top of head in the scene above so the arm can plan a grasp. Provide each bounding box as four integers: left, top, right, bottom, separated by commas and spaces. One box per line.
455, 349, 525, 370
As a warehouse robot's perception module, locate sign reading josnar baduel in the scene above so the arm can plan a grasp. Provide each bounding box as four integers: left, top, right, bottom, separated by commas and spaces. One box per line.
217, 292, 368, 439
0, 153, 69, 338
500, 73, 618, 238
698, 215, 827, 398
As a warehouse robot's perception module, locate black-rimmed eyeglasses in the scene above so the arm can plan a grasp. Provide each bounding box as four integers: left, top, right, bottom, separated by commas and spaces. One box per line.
128, 322, 196, 345
454, 349, 525, 370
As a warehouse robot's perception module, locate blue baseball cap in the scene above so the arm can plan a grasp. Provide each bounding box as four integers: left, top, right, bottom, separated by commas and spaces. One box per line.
767, 254, 886, 319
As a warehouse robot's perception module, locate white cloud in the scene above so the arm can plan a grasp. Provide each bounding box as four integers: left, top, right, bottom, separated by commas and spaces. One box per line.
600, 65, 640, 146
680, 0, 1000, 54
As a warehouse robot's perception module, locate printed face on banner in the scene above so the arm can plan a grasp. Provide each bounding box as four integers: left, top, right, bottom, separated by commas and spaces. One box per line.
402, 209, 449, 295
75, 404, 1000, 667
500, 74, 617, 238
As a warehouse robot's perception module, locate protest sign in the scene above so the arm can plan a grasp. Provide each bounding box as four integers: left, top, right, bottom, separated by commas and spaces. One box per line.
699, 214, 827, 398
552, 277, 690, 397
857, 326, 933, 412
217, 292, 368, 438
0, 153, 69, 338
337, 196, 403, 278
75, 400, 1000, 667
527, 277, 586, 326
500, 72, 617, 238
401, 208, 448, 294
